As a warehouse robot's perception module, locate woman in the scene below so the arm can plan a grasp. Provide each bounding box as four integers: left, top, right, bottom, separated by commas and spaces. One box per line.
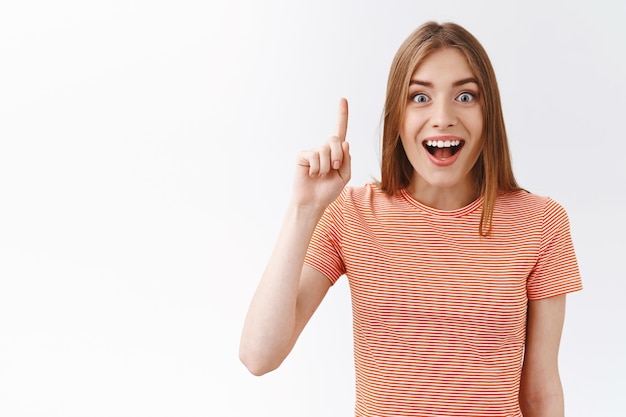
240, 21, 582, 416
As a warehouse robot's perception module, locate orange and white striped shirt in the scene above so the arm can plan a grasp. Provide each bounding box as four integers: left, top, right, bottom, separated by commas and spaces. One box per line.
304, 184, 582, 417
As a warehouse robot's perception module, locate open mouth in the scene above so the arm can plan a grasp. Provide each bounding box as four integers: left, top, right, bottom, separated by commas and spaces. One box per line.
422, 139, 464, 159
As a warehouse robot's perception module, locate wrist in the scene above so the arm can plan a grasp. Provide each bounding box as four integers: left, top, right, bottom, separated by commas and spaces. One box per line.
287, 199, 328, 219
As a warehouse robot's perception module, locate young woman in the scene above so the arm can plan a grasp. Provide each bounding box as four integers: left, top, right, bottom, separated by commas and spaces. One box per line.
240, 21, 582, 416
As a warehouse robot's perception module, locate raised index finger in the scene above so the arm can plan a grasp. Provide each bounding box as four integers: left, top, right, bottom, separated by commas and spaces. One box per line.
335, 97, 349, 142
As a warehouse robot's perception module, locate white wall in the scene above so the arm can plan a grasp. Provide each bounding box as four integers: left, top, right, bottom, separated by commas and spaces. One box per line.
0, 0, 624, 415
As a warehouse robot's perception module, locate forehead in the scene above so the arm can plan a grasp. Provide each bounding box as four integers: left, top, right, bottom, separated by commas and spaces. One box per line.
410, 48, 475, 82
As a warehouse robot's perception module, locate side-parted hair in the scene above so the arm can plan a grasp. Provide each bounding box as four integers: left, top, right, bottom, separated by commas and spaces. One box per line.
379, 21, 521, 236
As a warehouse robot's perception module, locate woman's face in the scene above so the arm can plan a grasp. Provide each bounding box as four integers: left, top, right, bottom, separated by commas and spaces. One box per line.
400, 47, 483, 203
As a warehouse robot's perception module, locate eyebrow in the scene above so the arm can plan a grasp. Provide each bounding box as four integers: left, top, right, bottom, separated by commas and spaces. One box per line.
409, 77, 479, 87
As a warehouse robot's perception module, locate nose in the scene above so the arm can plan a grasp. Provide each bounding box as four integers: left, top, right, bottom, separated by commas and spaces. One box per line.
431, 99, 457, 129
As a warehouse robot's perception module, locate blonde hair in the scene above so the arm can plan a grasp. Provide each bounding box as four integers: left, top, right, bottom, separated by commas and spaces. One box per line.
378, 21, 521, 236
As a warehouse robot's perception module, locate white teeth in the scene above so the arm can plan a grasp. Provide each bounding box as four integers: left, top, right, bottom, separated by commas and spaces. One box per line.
426, 139, 462, 148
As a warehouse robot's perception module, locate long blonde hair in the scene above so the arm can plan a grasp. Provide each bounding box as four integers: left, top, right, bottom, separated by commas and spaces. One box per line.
378, 21, 521, 236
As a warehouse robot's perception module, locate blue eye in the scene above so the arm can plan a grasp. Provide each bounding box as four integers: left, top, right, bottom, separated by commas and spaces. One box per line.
412, 93, 429, 103
457, 92, 475, 103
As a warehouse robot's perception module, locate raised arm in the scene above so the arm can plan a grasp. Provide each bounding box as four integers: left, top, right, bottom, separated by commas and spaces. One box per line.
239, 98, 351, 376
519, 294, 567, 416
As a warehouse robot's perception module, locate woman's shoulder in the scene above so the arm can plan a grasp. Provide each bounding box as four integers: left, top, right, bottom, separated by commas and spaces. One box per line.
496, 189, 569, 219
344, 182, 384, 197
498, 189, 546, 205
342, 183, 399, 203
334, 183, 403, 213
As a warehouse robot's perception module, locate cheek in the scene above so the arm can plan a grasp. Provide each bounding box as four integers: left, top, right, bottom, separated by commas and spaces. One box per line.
398, 135, 411, 156
474, 125, 484, 144
475, 109, 484, 136
476, 118, 484, 136
464, 110, 484, 141
401, 113, 426, 138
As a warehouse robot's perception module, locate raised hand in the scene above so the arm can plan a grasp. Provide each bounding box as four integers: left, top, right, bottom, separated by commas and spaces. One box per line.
292, 98, 351, 210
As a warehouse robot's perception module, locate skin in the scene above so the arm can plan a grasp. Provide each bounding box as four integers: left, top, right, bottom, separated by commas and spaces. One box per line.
240, 51, 567, 416
238, 99, 348, 375
520, 295, 567, 416
401, 48, 484, 210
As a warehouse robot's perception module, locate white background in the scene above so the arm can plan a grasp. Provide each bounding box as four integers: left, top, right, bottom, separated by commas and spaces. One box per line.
0, 0, 624, 416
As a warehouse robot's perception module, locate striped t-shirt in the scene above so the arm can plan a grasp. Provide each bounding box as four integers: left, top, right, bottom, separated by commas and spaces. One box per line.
304, 184, 582, 417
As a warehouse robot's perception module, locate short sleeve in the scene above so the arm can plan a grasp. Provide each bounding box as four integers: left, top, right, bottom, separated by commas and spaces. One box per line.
527, 198, 583, 300
303, 190, 347, 285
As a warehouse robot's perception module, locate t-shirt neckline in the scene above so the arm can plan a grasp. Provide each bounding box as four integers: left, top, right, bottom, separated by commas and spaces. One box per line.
399, 188, 483, 217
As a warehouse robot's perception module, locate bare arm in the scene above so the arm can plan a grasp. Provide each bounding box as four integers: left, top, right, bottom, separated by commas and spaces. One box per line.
239, 99, 351, 376
239, 209, 332, 375
519, 295, 567, 416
